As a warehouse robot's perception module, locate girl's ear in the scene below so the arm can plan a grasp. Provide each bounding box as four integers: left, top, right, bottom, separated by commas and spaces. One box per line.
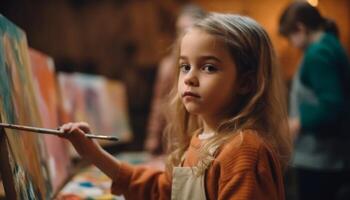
237, 72, 254, 95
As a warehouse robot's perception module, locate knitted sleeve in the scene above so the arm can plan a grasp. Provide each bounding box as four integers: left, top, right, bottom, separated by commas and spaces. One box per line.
206, 134, 284, 200
111, 162, 171, 200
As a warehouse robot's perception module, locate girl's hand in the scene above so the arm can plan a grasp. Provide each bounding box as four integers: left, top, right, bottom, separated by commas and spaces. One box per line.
60, 121, 90, 141
59, 122, 122, 179
59, 122, 102, 159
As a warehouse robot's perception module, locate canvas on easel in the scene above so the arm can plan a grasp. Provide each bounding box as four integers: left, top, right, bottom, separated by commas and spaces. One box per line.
57, 73, 133, 147
105, 79, 133, 142
0, 15, 52, 199
29, 48, 72, 195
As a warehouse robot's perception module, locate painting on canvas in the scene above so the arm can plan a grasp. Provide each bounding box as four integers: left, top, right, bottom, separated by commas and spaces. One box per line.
29, 48, 72, 195
0, 15, 52, 199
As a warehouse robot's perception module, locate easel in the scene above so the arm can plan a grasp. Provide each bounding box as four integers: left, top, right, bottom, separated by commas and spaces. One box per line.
0, 116, 17, 200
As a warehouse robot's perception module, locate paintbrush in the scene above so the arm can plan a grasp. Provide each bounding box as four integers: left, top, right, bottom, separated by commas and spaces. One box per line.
0, 122, 119, 141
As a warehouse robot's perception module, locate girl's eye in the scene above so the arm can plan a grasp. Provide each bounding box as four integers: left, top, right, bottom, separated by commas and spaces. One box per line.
180, 64, 191, 73
202, 64, 218, 73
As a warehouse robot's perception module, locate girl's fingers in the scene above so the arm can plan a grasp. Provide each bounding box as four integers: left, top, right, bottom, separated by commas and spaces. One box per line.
59, 122, 79, 138
69, 123, 82, 135
58, 123, 71, 138
58, 122, 91, 140
60, 122, 73, 132
77, 122, 91, 133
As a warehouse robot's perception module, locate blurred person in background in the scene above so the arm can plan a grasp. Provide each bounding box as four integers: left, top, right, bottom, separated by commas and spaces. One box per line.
279, 2, 350, 200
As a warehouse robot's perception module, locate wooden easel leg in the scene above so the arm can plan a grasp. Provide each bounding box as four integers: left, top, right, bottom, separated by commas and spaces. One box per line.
0, 127, 18, 200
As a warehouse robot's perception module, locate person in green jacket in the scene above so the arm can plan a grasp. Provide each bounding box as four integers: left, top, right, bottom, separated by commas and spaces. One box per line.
279, 2, 350, 200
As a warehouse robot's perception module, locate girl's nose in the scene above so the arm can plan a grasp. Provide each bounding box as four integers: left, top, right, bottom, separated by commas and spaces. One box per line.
184, 72, 199, 87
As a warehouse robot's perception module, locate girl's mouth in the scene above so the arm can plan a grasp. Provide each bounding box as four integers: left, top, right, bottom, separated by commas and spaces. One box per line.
182, 91, 200, 98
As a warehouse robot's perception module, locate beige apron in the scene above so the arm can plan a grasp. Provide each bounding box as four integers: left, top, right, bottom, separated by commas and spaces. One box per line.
171, 145, 219, 200
171, 166, 206, 200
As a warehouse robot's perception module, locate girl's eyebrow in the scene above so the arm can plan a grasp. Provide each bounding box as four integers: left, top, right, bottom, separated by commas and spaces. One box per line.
179, 55, 222, 63
179, 56, 187, 61
199, 55, 222, 63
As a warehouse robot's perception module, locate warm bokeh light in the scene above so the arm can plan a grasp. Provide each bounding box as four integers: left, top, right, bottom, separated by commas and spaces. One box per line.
307, 0, 319, 7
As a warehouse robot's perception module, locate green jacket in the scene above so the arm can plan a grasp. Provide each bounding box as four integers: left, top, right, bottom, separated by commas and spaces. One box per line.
290, 32, 350, 170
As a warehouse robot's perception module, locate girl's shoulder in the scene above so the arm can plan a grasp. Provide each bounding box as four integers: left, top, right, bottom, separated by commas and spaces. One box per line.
214, 130, 279, 173
219, 129, 268, 153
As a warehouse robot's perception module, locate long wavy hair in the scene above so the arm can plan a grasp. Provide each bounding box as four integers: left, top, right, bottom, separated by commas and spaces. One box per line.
164, 13, 292, 175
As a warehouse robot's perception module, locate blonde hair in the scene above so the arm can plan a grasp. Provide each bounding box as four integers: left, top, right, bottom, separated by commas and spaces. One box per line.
164, 13, 292, 175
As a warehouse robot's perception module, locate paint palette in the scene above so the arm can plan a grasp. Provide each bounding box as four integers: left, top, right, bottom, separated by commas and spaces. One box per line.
57, 151, 165, 199
57, 166, 124, 200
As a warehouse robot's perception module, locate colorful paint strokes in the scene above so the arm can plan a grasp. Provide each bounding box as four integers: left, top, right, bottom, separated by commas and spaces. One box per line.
58, 73, 132, 147
0, 14, 52, 199
57, 166, 124, 200
29, 48, 72, 195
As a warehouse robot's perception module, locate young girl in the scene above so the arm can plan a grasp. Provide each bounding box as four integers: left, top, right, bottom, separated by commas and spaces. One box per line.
145, 4, 207, 154
279, 2, 350, 200
61, 13, 292, 200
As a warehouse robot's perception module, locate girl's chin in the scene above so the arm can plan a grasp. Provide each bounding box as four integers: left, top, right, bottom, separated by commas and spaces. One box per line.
184, 106, 202, 115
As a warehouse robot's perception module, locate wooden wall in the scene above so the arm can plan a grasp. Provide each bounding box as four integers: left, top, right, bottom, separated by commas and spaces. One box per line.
0, 0, 185, 76
0, 0, 186, 149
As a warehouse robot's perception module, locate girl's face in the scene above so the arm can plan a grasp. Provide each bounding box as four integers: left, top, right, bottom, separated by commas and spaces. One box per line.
178, 28, 238, 118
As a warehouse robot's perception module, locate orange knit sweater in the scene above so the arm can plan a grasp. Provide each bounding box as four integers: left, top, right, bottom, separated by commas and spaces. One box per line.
111, 131, 285, 200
